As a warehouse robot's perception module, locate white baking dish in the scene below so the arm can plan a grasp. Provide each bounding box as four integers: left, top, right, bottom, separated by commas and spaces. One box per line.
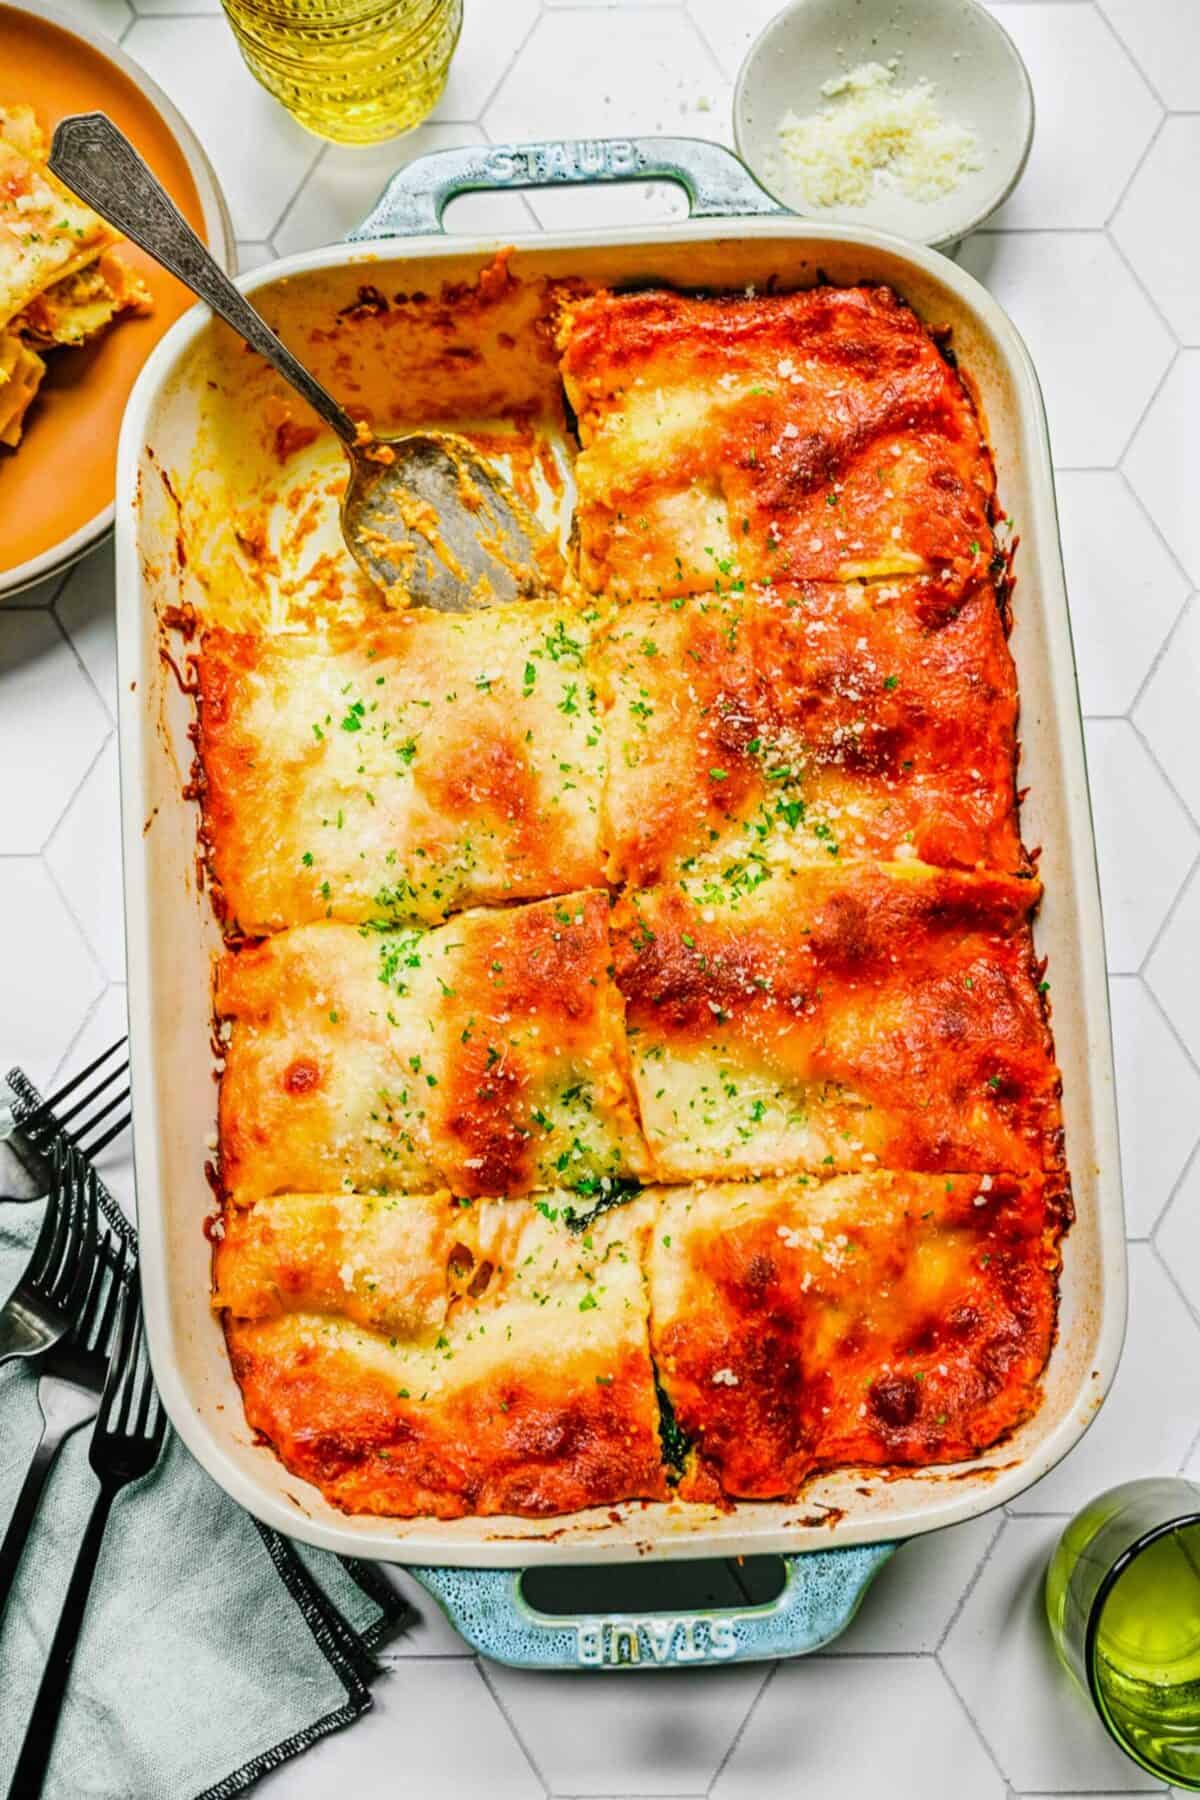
115, 138, 1124, 1663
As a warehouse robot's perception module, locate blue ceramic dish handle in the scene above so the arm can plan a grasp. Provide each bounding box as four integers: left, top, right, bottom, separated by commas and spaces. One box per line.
408, 1546, 894, 1669
348, 135, 788, 240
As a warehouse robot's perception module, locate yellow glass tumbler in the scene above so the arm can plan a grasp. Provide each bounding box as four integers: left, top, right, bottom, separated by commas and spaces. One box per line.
220, 0, 462, 145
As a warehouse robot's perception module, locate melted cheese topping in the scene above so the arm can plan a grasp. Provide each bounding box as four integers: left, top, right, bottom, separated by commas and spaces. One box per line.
558, 284, 994, 601
216, 891, 650, 1204
202, 276, 1069, 1520
0, 107, 119, 326
611, 863, 1061, 1181
198, 603, 604, 932
647, 1170, 1059, 1499
223, 1193, 667, 1518
600, 578, 1021, 886
0, 329, 43, 447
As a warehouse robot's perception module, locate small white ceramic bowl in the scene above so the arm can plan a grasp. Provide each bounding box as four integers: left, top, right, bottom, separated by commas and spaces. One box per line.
733, 0, 1034, 250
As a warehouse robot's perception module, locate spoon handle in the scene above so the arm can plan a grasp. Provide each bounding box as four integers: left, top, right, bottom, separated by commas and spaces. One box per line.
49, 113, 358, 448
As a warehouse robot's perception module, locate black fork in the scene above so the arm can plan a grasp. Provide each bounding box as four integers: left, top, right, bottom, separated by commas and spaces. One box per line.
0, 1142, 98, 1364
2, 1036, 130, 1201
6, 1277, 167, 1800
0, 1225, 131, 1620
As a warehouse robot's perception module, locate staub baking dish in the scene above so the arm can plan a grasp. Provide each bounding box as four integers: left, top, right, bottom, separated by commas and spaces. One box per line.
115, 138, 1125, 1669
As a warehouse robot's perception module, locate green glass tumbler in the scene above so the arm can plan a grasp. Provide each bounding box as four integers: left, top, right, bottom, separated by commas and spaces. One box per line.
1046, 1477, 1200, 1788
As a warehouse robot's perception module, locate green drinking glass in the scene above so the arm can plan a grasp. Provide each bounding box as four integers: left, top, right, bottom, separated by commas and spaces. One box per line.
1046, 1477, 1200, 1787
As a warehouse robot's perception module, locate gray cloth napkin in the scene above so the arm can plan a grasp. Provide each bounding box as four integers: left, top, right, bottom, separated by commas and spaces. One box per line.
0, 1071, 408, 1800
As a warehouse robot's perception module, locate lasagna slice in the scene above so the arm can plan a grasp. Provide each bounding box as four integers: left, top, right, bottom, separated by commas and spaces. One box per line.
219, 1191, 668, 1517
0, 103, 150, 448
558, 284, 994, 601
600, 577, 1021, 887
611, 862, 1061, 1181
216, 890, 650, 1205
0, 330, 44, 448
647, 1171, 1060, 1500
197, 602, 604, 934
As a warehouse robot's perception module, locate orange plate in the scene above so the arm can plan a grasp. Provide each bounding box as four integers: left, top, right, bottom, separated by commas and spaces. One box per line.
0, 3, 228, 587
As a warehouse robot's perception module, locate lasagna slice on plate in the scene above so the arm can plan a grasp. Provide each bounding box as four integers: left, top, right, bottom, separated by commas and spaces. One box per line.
0, 102, 150, 449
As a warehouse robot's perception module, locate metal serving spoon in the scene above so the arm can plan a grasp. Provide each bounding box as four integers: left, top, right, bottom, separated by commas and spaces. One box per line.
49, 113, 545, 611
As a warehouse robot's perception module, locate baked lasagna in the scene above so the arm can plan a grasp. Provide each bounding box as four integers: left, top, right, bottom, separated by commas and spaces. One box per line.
0, 103, 150, 449
199, 274, 1068, 1520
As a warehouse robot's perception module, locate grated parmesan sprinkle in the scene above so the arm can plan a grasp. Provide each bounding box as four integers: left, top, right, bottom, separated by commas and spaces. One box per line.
771, 61, 982, 210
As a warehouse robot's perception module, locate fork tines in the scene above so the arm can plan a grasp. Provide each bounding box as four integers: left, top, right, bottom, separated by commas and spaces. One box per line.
24, 1142, 99, 1318
21, 1035, 130, 1163
93, 1277, 167, 1482
68, 1226, 130, 1354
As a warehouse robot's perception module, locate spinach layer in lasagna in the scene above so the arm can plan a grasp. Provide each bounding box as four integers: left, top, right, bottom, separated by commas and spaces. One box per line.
201, 277, 1068, 1519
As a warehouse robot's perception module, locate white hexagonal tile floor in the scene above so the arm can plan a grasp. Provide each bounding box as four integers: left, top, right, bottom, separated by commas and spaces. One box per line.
0, 860, 105, 1090
255, 1661, 544, 1800
0, 611, 111, 857
70, 0, 133, 39
123, 15, 321, 239
1146, 864, 1200, 1067
686, 0, 793, 82
1112, 116, 1200, 345
1097, 0, 1200, 111
53, 544, 119, 722
829, 1513, 1001, 1654
957, 232, 1173, 467
1082, 719, 1197, 973
713, 1658, 1005, 1800
986, 3, 1160, 230
44, 738, 125, 983
273, 123, 533, 259
433, 0, 540, 125
941, 1515, 1162, 1792
1157, 1152, 1200, 1324
1125, 354, 1200, 588
488, 1660, 768, 1796
1135, 596, 1200, 826
1010, 1246, 1200, 1515
1054, 471, 1188, 717
1108, 976, 1200, 1235
484, 10, 731, 229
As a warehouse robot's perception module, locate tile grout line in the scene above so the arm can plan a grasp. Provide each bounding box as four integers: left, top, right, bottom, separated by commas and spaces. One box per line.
472, 5, 549, 126
37, 727, 115, 862
1106, 230, 1182, 354
1114, 340, 1179, 467
1138, 977, 1200, 1098
704, 1660, 776, 1796
263, 137, 328, 249
933, 1513, 1006, 1656
46, 600, 118, 734
1104, 104, 1167, 231
1124, 711, 1200, 835
1125, 595, 1195, 728
39, 827, 117, 995
934, 1643, 1014, 1792
1151, 1135, 1200, 1255
473, 1655, 553, 1798
1139, 848, 1200, 987
1115, 466, 1198, 602
45, 980, 119, 1095
1090, 5, 1175, 114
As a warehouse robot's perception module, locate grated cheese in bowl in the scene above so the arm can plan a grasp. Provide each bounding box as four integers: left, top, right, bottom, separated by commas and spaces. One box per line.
770, 60, 982, 210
